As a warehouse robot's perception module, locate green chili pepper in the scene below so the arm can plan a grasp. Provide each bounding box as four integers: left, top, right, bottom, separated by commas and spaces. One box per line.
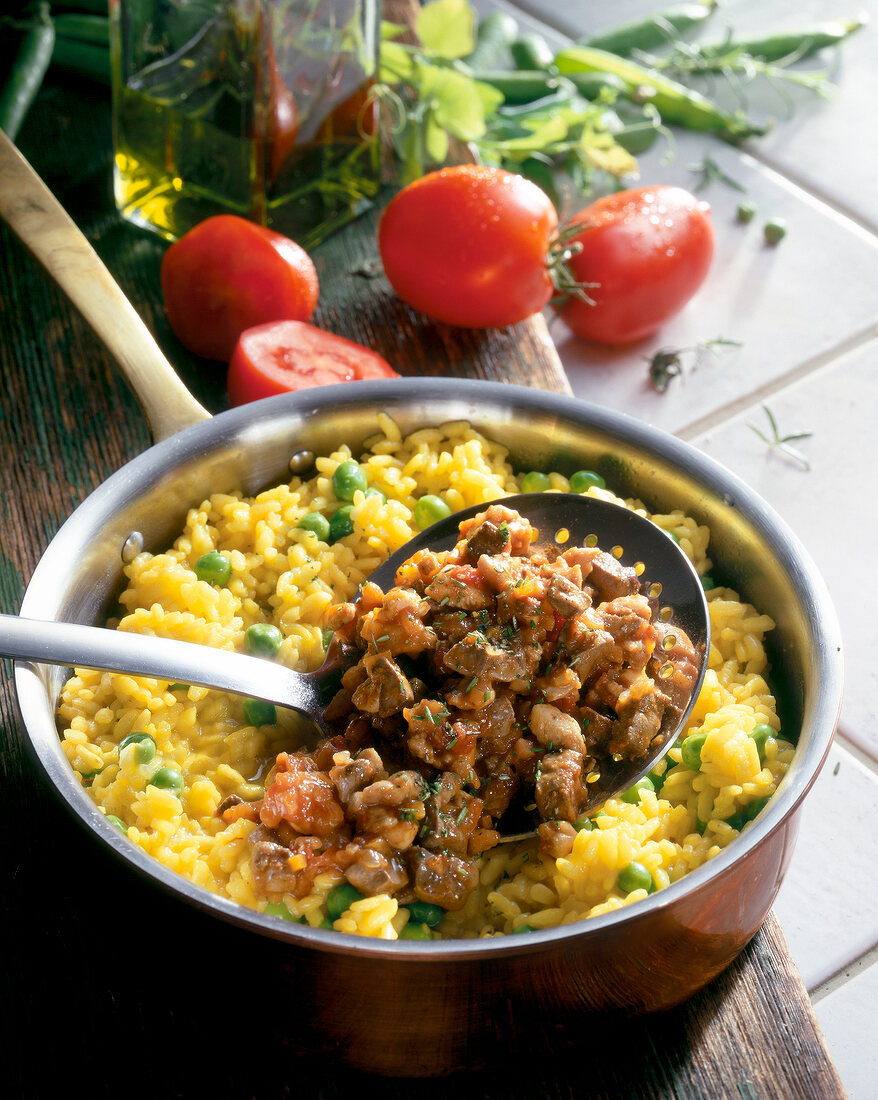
554, 45, 767, 140
581, 2, 718, 57
0, 2, 55, 142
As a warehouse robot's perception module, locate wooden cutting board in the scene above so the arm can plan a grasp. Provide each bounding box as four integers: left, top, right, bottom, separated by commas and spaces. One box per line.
0, 9, 844, 1098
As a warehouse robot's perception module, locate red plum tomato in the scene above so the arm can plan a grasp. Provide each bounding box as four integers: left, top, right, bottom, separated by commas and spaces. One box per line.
227, 320, 399, 405
160, 215, 319, 361
558, 186, 714, 345
378, 164, 558, 328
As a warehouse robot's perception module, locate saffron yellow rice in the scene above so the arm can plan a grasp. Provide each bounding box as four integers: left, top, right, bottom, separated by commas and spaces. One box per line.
58, 414, 791, 940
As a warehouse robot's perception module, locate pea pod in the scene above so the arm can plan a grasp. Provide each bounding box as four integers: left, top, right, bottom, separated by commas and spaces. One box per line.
0, 2, 55, 142
462, 10, 519, 70
554, 45, 767, 140
510, 32, 555, 72
53, 12, 109, 46
563, 70, 630, 100
495, 78, 579, 117
581, 2, 718, 56
697, 17, 866, 63
472, 69, 570, 106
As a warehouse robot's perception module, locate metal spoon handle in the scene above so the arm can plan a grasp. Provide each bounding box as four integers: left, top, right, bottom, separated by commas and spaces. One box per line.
1, 614, 327, 719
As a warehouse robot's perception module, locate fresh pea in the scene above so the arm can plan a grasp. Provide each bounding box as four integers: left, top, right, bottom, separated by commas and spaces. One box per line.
150, 766, 184, 795
406, 900, 445, 927
554, 45, 767, 140
750, 723, 773, 764
700, 574, 716, 591
118, 731, 156, 765
681, 731, 708, 771
511, 924, 536, 933
695, 817, 707, 835
618, 860, 653, 894
763, 218, 787, 245
569, 469, 606, 493
517, 471, 549, 494
105, 814, 127, 833
195, 550, 231, 586
725, 811, 748, 831
244, 622, 283, 658
332, 460, 368, 501
326, 882, 364, 920
243, 698, 276, 727
573, 817, 596, 831
399, 922, 433, 940
614, 118, 661, 154
328, 505, 355, 542
621, 776, 655, 803
364, 487, 386, 503
413, 494, 451, 530
297, 512, 331, 541
581, 2, 718, 56
737, 199, 758, 223
647, 766, 666, 792
321, 628, 334, 650
264, 902, 303, 923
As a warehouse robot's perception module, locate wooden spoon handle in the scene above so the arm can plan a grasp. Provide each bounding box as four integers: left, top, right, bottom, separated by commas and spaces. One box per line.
0, 128, 209, 441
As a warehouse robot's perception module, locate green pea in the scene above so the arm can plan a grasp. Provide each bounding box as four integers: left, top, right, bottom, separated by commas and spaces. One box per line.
618, 861, 653, 894
399, 922, 433, 940
328, 505, 355, 542
413, 494, 451, 530
725, 811, 748, 831
194, 550, 231, 586
150, 766, 184, 795
244, 622, 283, 658
406, 901, 445, 927
364, 487, 386, 503
319, 917, 335, 929
573, 817, 596, 831
745, 795, 771, 822
105, 814, 127, 833
297, 512, 331, 541
511, 924, 536, 934
332, 460, 368, 501
321, 628, 334, 650
621, 776, 655, 804
264, 902, 303, 923
695, 818, 707, 836
750, 723, 773, 764
520, 471, 551, 493
737, 199, 757, 223
569, 469, 606, 493
681, 731, 708, 771
243, 698, 277, 727
763, 217, 787, 245
665, 529, 681, 544
700, 574, 716, 591
118, 732, 156, 765
326, 882, 364, 920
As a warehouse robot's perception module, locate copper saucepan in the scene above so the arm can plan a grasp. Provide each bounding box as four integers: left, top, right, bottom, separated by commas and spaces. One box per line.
2, 132, 843, 1076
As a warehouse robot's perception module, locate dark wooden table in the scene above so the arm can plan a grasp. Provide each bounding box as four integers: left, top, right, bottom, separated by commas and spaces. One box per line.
0, 57, 845, 1100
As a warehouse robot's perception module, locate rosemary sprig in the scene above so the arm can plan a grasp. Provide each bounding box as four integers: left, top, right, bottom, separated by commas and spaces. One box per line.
747, 405, 813, 470
648, 337, 741, 393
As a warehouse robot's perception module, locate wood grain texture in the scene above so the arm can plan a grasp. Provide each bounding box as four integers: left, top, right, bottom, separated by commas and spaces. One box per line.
0, 19, 843, 1100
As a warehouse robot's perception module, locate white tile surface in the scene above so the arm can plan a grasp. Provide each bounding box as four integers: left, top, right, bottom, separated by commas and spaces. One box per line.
692, 342, 878, 761
772, 741, 878, 989
815, 960, 878, 1100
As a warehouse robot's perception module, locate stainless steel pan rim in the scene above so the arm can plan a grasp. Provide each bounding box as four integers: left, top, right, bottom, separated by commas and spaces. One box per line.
14, 378, 844, 961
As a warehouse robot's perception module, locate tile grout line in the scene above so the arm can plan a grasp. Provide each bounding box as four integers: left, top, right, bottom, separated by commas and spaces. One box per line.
674, 321, 878, 441
810, 940, 878, 1005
